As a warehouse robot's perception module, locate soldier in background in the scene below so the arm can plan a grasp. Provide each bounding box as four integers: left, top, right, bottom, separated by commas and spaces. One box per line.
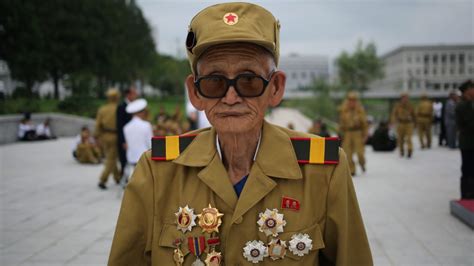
75, 126, 101, 164
95, 88, 121, 190
339, 92, 368, 175
391, 92, 416, 158
445, 90, 460, 149
416, 93, 433, 149
116, 86, 138, 180
455, 80, 474, 199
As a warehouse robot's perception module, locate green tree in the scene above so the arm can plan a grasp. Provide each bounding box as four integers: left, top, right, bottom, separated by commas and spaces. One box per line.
336, 41, 384, 93
147, 54, 190, 96
0, 0, 156, 99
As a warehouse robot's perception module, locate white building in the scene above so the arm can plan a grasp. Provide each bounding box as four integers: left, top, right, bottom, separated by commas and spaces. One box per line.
278, 54, 329, 98
370, 44, 474, 98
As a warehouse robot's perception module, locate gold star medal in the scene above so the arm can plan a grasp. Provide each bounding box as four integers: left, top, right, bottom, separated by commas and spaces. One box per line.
175, 205, 197, 233
197, 204, 224, 233
257, 209, 286, 237
267, 238, 287, 260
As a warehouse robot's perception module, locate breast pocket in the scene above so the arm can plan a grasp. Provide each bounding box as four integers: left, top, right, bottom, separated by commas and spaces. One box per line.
270, 221, 325, 261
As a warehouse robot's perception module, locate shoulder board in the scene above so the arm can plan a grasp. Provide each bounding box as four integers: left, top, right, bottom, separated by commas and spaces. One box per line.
151, 135, 197, 161
291, 137, 340, 165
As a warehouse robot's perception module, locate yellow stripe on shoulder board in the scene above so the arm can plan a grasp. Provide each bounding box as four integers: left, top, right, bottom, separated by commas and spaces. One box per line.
165, 136, 180, 160
309, 137, 325, 164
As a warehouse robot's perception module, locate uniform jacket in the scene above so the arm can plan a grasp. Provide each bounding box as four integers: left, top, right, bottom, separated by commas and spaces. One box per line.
339, 107, 368, 136
391, 102, 416, 124
94, 102, 118, 140
416, 99, 433, 124
455, 100, 474, 150
108, 121, 372, 265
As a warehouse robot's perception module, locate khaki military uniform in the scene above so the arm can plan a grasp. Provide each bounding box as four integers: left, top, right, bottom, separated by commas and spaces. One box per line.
391, 102, 416, 156
76, 143, 101, 164
95, 102, 120, 184
108, 122, 372, 265
339, 107, 368, 175
416, 99, 433, 148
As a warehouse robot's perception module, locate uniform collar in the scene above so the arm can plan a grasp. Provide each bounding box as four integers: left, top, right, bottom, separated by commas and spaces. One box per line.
173, 121, 302, 180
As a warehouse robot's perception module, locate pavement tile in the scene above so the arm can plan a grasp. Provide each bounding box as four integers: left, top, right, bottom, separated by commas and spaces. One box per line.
1, 136, 473, 265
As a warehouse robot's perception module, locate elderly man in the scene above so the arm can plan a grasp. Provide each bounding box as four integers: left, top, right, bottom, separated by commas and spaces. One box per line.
109, 3, 372, 265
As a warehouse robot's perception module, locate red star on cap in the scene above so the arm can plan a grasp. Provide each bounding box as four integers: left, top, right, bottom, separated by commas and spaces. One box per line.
225, 13, 237, 23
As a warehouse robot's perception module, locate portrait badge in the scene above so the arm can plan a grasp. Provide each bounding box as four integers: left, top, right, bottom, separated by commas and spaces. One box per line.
197, 204, 224, 234
175, 205, 197, 233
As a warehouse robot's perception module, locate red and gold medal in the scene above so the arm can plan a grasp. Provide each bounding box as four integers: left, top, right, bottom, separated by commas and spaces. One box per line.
197, 204, 224, 234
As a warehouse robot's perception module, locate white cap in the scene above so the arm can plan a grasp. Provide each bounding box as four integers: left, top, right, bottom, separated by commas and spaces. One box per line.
126, 99, 148, 114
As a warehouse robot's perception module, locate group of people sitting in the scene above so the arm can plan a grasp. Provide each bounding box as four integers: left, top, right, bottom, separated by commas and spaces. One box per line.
18, 113, 56, 141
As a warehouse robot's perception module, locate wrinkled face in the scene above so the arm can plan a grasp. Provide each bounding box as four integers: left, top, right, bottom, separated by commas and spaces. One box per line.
186, 43, 286, 134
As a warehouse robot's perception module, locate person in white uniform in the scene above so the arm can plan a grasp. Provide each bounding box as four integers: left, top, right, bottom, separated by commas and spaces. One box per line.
122, 99, 153, 185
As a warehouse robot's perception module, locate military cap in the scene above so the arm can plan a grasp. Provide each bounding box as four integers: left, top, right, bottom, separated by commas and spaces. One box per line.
185, 2, 280, 73
347, 91, 359, 100
126, 99, 147, 114
106, 88, 120, 98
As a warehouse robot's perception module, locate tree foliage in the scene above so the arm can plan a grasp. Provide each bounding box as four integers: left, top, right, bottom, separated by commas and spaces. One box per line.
336, 41, 384, 93
147, 54, 190, 96
0, 0, 156, 98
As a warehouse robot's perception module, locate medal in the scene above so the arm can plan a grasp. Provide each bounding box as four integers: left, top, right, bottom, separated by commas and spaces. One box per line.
267, 238, 287, 260
205, 237, 222, 266
289, 233, 312, 257
257, 208, 286, 237
204, 250, 222, 266
243, 240, 268, 263
188, 236, 206, 266
197, 204, 224, 234
173, 239, 184, 266
175, 205, 197, 233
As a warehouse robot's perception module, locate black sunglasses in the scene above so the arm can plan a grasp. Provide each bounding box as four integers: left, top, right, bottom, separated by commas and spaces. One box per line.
194, 71, 275, 98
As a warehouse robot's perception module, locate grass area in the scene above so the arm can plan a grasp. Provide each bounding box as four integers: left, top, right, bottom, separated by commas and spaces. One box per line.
0, 96, 186, 119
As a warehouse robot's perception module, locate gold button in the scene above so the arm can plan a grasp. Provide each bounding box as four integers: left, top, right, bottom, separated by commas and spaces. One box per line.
234, 217, 243, 224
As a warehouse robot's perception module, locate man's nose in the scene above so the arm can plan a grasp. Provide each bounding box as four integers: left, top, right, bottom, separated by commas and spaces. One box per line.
221, 85, 242, 105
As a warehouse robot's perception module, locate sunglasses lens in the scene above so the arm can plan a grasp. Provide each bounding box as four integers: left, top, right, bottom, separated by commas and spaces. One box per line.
236, 75, 265, 97
199, 76, 227, 98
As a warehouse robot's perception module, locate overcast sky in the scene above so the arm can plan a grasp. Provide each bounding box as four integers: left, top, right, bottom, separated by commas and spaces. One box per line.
136, 0, 473, 59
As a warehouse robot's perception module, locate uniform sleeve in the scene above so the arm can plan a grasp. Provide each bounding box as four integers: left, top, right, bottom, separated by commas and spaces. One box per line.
94, 109, 103, 138
360, 109, 368, 137
390, 104, 397, 125
320, 149, 373, 266
108, 152, 155, 266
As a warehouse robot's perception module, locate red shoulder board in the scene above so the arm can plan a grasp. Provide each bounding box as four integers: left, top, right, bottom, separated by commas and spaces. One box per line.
290, 137, 340, 165
151, 135, 197, 161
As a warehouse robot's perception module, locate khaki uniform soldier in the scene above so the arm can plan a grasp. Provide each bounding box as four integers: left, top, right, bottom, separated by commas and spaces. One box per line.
416, 94, 433, 149
391, 93, 416, 158
76, 128, 101, 164
95, 88, 121, 189
109, 3, 372, 265
339, 92, 368, 175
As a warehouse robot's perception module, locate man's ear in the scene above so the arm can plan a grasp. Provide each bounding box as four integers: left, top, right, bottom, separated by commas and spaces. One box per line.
186, 74, 205, 111
269, 71, 286, 107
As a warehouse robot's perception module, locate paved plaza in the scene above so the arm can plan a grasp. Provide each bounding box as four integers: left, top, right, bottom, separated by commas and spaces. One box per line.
1, 137, 473, 265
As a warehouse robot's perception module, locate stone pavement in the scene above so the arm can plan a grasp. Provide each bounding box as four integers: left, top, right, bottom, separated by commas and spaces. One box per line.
1, 137, 473, 265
